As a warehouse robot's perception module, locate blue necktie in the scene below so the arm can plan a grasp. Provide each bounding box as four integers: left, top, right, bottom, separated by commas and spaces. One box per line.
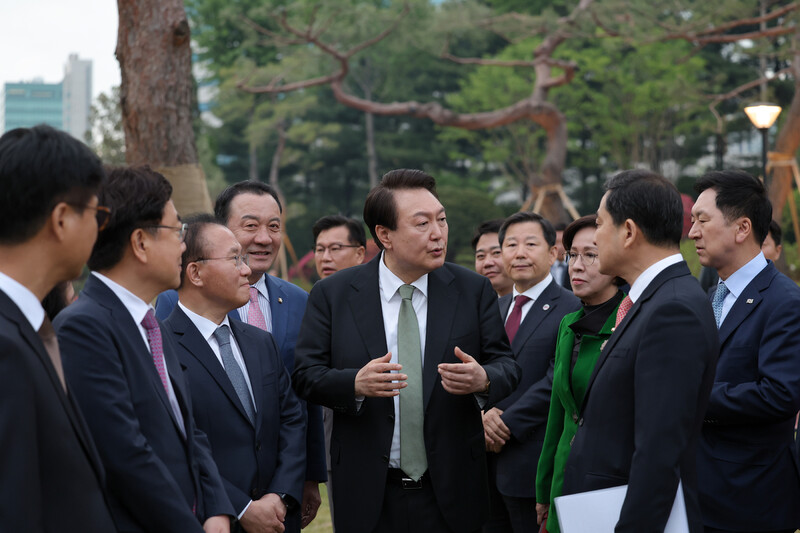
213, 325, 255, 424
712, 281, 730, 328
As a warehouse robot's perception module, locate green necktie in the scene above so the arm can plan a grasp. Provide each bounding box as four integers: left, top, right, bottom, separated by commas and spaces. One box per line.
398, 284, 427, 480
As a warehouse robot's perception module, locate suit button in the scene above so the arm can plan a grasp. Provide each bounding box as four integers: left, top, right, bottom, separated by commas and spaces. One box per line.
388, 414, 395, 422
255, 442, 261, 451
578, 418, 584, 426
572, 412, 578, 423
251, 488, 258, 499
382, 455, 390, 463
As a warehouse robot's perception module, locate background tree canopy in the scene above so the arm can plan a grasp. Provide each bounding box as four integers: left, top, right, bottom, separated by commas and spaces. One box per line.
96, 0, 800, 272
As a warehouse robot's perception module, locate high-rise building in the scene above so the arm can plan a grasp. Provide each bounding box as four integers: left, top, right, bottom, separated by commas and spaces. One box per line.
62, 54, 92, 140
1, 80, 63, 132
1, 54, 93, 139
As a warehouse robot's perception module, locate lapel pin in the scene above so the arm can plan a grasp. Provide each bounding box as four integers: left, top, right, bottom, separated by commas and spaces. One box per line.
746, 298, 753, 304
278, 297, 283, 304
611, 327, 616, 332
542, 304, 550, 311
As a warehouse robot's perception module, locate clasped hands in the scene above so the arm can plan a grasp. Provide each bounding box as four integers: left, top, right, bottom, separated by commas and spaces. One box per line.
354, 347, 488, 397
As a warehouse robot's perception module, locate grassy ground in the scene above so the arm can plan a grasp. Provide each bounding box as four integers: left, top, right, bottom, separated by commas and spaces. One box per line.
305, 484, 333, 533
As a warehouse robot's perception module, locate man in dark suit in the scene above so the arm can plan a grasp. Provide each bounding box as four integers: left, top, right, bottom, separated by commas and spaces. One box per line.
482, 212, 580, 532
689, 170, 800, 533
293, 169, 521, 533
549, 223, 572, 291
0, 125, 117, 532
156, 182, 326, 528
55, 166, 233, 533
164, 216, 306, 533
472, 219, 513, 298
561, 169, 719, 533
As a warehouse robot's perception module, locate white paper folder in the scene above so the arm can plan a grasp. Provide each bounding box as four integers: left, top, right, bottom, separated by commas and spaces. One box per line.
553, 481, 688, 533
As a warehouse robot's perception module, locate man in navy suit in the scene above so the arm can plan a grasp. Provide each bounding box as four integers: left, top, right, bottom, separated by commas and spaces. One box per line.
0, 125, 117, 532
482, 212, 580, 532
164, 215, 306, 533
689, 170, 800, 533
294, 169, 521, 533
55, 166, 233, 533
561, 170, 719, 533
156, 182, 326, 528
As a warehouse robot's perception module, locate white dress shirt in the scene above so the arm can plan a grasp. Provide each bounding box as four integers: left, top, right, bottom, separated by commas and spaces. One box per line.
627, 254, 684, 304
237, 273, 273, 332
92, 272, 186, 436
717, 252, 768, 326
178, 302, 256, 408
377, 253, 429, 468
505, 273, 554, 325
0, 271, 45, 331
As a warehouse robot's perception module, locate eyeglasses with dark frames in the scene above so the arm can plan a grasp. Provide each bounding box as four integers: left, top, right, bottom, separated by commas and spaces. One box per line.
142, 223, 188, 242
194, 254, 250, 268
67, 203, 112, 231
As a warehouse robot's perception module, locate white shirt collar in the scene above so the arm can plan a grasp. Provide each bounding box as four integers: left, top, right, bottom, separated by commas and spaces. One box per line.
628, 253, 683, 303
0, 271, 45, 331
378, 251, 429, 302
252, 273, 270, 301
720, 252, 768, 299
512, 273, 554, 303
178, 301, 233, 343
91, 271, 153, 325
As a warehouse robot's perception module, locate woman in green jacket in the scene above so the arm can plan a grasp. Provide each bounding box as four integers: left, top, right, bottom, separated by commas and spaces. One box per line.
534, 214, 625, 533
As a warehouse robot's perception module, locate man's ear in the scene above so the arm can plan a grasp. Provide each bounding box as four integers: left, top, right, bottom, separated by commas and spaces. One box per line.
375, 225, 392, 250
48, 202, 72, 243
734, 217, 752, 245
129, 228, 150, 264
621, 218, 638, 249
184, 262, 203, 287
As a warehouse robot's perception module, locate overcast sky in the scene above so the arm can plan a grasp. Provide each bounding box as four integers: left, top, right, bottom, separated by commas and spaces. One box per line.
0, 0, 120, 99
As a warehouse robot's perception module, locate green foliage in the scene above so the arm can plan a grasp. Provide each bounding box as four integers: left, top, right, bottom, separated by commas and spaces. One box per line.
86, 86, 126, 165
439, 182, 506, 266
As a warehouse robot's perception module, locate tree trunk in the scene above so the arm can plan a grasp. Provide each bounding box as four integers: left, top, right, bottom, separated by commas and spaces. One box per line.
116, 0, 212, 215
249, 143, 259, 182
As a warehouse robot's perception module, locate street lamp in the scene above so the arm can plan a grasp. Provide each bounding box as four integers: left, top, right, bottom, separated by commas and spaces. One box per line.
744, 102, 782, 182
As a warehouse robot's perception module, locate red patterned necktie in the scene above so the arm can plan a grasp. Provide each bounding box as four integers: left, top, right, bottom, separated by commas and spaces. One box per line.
141, 308, 169, 393
614, 295, 633, 328
247, 286, 268, 331
505, 295, 531, 344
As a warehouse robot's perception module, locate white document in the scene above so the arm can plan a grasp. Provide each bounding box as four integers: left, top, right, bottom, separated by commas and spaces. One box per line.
553, 481, 688, 533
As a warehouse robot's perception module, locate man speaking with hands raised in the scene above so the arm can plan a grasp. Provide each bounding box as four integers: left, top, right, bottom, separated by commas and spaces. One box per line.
293, 169, 520, 533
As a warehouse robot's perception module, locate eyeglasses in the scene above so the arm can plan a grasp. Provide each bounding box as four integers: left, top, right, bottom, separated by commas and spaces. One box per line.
566, 252, 598, 266
67, 203, 112, 231
142, 223, 188, 242
314, 243, 361, 255
194, 254, 250, 267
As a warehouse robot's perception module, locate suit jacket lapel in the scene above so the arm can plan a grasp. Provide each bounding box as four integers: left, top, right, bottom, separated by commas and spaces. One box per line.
499, 293, 512, 318
580, 262, 689, 414
266, 275, 288, 348
0, 291, 106, 481
170, 307, 255, 427
423, 266, 457, 410
83, 277, 187, 435
231, 320, 264, 430
718, 264, 774, 346
348, 257, 388, 367
512, 280, 561, 351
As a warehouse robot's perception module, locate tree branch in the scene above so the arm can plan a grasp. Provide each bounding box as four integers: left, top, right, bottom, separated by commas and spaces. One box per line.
345, 3, 410, 58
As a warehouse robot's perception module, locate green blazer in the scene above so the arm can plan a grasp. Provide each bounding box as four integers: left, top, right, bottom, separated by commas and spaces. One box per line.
535, 300, 621, 533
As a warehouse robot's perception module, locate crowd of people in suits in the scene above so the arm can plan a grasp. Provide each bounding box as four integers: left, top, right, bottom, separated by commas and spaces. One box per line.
2, 123, 799, 533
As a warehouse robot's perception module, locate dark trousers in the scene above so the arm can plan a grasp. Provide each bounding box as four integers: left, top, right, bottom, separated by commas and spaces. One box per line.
483, 457, 538, 533
371, 470, 476, 533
